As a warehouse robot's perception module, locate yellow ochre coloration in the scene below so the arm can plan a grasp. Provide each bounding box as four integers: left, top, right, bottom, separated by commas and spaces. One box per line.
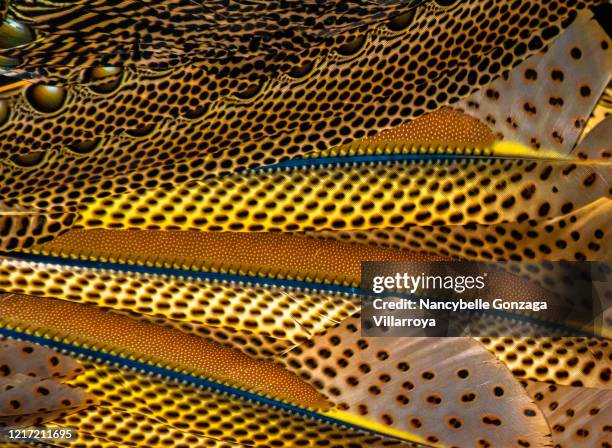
479, 337, 612, 389
311, 197, 612, 262
0, 304, 430, 446
310, 103, 590, 161
0, 1, 600, 257
0, 339, 96, 428
0, 79, 29, 93
322, 137, 586, 162
0, 255, 360, 350
56, 360, 411, 448
323, 408, 436, 447
0, 1, 610, 446
283, 316, 553, 448
367, 108, 497, 148
30, 229, 449, 286
0, 293, 331, 410
313, 107, 498, 157
75, 142, 610, 233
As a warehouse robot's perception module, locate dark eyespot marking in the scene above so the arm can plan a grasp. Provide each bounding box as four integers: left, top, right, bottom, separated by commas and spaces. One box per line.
579, 85, 591, 97
426, 394, 442, 404
37, 387, 50, 396
25, 84, 67, 113
576, 429, 589, 437
85, 67, 123, 94
523, 102, 537, 115
549, 97, 563, 107
521, 185, 536, 200
410, 418, 422, 428
524, 69, 538, 80
0, 99, 8, 126
461, 393, 476, 402
68, 139, 101, 154
570, 47, 582, 59
397, 362, 410, 371
288, 61, 314, 78
422, 371, 435, 380
359, 364, 372, 373
457, 369, 469, 379
0, 18, 35, 48
482, 416, 502, 426
583, 173, 596, 187
377, 351, 389, 361
11, 151, 46, 168
235, 81, 263, 100
550, 69, 564, 82
125, 124, 155, 137
485, 89, 500, 100
337, 35, 366, 56
402, 381, 414, 390
448, 417, 462, 429
386, 10, 416, 31
183, 104, 209, 120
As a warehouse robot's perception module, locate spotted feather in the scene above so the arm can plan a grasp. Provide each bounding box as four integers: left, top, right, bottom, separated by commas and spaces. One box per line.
283, 315, 552, 448
458, 10, 611, 153
0, 338, 83, 380
524, 380, 612, 448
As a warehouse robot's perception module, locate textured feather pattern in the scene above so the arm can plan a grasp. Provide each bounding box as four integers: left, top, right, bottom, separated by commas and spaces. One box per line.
0, 0, 610, 446
283, 315, 552, 448
0, 374, 92, 416
306, 116, 612, 261
0, 339, 84, 379
0, 339, 95, 429
458, 11, 612, 153
524, 380, 612, 448
478, 337, 612, 389
0, 1, 602, 254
